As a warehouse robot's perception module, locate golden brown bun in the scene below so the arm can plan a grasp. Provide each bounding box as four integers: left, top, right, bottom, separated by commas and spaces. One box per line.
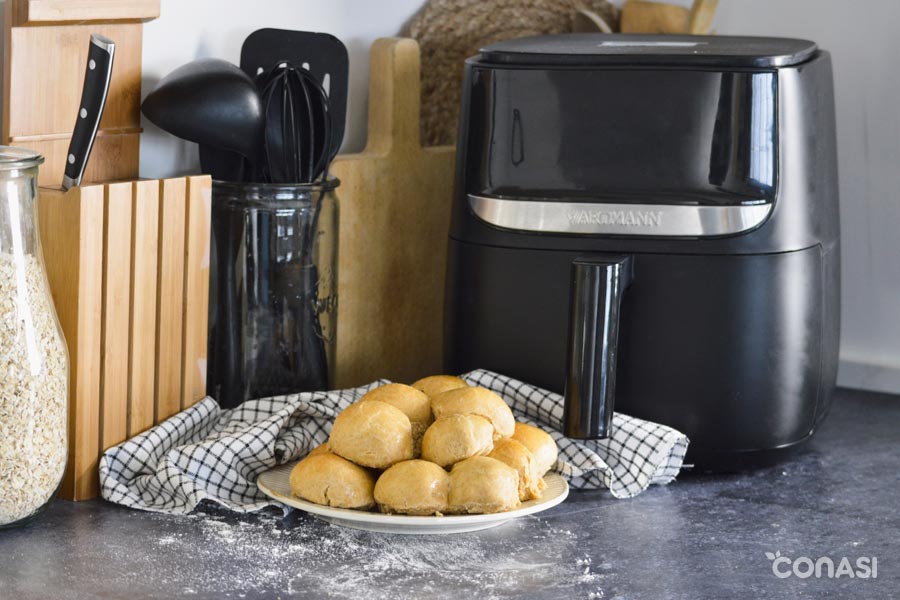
431, 386, 515, 440
307, 443, 330, 458
328, 401, 414, 469
357, 383, 433, 456
411, 375, 469, 398
488, 438, 543, 501
374, 459, 450, 515
448, 456, 520, 514
290, 453, 376, 510
420, 414, 494, 468
512, 422, 558, 476
358, 383, 432, 424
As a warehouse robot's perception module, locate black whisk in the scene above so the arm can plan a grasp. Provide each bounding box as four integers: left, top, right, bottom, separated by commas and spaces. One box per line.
255, 62, 333, 185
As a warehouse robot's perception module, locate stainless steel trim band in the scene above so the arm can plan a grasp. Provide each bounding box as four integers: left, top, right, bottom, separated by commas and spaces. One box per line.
468, 194, 773, 237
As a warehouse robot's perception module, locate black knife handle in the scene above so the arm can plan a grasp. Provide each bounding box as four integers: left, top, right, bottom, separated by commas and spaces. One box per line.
62, 34, 115, 191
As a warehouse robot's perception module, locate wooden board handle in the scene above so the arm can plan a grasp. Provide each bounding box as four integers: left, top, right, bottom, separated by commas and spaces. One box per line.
688, 0, 719, 34
365, 38, 422, 153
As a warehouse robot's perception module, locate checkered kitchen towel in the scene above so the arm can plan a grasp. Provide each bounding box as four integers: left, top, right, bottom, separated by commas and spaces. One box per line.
99, 370, 689, 515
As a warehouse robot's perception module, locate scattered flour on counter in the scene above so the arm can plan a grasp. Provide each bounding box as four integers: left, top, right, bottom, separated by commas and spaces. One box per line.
138, 509, 605, 599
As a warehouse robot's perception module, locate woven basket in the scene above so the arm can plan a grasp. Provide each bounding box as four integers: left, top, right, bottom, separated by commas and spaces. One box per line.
403, 0, 619, 147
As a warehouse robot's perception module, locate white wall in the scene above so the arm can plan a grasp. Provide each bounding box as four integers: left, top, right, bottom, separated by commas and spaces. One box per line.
140, 0, 900, 393
712, 1, 900, 392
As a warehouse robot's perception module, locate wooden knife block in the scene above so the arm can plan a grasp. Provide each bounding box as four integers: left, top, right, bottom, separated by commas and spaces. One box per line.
2, 0, 159, 185
38, 177, 211, 500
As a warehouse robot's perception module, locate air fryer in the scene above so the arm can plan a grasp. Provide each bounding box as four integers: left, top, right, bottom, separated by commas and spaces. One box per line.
445, 34, 840, 470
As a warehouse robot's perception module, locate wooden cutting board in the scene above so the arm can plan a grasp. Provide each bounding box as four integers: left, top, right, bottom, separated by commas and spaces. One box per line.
331, 38, 455, 388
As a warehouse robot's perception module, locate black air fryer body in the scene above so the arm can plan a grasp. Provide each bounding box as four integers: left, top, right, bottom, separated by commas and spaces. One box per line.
445, 34, 840, 469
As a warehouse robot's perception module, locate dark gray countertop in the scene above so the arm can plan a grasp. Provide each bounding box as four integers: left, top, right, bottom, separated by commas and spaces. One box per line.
1, 387, 898, 599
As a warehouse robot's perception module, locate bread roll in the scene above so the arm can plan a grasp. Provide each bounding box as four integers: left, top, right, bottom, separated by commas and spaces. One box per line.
306, 443, 330, 458
357, 383, 433, 455
512, 422, 559, 476
448, 456, 520, 514
420, 414, 494, 468
290, 452, 376, 510
374, 459, 450, 515
431, 386, 515, 440
488, 438, 543, 501
411, 375, 468, 398
358, 383, 432, 424
328, 400, 414, 469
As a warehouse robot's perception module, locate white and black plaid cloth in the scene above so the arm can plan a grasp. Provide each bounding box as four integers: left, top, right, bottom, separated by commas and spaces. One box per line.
99, 370, 689, 515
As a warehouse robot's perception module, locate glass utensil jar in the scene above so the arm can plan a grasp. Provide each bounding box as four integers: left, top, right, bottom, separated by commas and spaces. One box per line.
208, 179, 338, 408
0, 147, 69, 529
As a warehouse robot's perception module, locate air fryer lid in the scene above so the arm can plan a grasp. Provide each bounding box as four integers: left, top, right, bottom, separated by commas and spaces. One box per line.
479, 34, 817, 68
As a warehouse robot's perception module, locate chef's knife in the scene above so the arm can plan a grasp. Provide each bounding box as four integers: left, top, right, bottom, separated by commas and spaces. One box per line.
61, 33, 115, 191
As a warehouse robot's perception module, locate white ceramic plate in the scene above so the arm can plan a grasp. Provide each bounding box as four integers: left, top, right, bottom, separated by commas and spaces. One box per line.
257, 461, 569, 535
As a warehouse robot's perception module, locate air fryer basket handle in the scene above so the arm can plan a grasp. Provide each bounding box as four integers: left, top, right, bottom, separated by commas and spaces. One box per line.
563, 255, 634, 439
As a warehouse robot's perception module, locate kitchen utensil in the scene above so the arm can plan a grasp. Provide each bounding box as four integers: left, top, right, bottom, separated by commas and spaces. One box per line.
240, 29, 349, 163
329, 38, 455, 389
205, 30, 347, 408
141, 58, 264, 180
61, 33, 115, 191
257, 462, 569, 534
446, 34, 839, 469
255, 62, 332, 183
198, 145, 247, 183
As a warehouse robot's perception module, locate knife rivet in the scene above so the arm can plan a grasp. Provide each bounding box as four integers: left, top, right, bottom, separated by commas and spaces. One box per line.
89, 59, 96, 70
68, 154, 75, 164
80, 108, 87, 119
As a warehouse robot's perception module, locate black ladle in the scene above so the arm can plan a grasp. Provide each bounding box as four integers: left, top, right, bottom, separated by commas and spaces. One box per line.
141, 58, 264, 181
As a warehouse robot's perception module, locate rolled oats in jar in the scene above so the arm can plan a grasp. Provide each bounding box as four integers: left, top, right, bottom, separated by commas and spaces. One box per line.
0, 147, 69, 528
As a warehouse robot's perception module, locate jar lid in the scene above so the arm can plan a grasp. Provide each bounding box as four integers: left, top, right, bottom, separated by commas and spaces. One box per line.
0, 146, 45, 171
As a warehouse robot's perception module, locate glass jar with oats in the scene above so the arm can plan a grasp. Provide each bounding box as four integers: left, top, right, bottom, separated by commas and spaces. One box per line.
0, 147, 68, 528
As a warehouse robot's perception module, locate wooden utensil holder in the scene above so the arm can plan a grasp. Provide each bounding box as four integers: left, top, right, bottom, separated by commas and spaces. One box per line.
38, 176, 211, 500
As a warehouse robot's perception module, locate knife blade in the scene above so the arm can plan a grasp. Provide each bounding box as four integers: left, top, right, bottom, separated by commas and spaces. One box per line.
61, 33, 115, 191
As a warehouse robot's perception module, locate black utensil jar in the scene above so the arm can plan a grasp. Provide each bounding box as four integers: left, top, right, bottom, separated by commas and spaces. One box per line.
208, 179, 338, 408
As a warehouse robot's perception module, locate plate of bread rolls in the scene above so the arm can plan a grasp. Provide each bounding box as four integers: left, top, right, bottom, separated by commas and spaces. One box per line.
256, 375, 568, 534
